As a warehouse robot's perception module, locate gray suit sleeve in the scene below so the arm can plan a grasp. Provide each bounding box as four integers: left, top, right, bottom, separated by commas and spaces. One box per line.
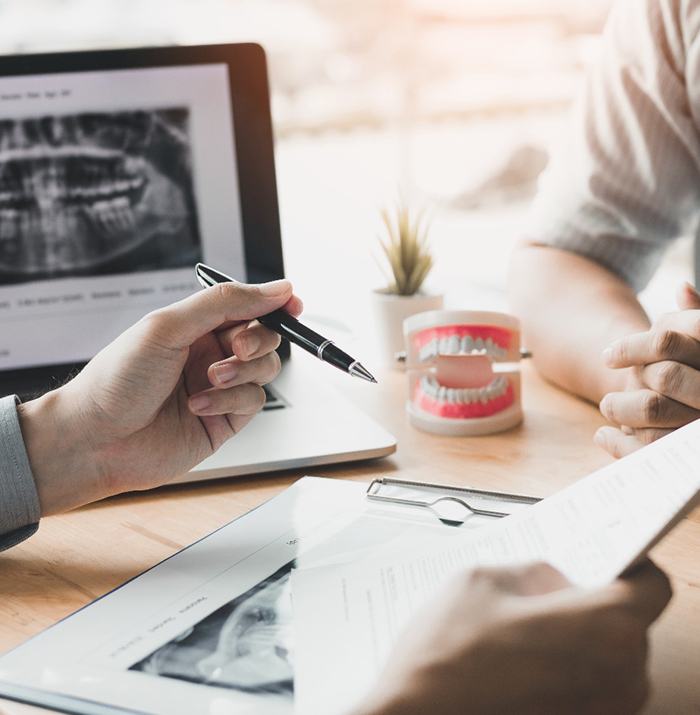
0, 395, 40, 550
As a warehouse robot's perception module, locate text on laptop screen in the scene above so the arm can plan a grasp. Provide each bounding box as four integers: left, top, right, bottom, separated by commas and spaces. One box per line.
0, 63, 245, 370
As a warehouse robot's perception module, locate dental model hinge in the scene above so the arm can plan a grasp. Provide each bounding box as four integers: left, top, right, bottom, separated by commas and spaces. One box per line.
394, 348, 531, 365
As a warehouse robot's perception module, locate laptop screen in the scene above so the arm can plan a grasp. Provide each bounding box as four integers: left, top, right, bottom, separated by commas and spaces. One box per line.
0, 62, 247, 371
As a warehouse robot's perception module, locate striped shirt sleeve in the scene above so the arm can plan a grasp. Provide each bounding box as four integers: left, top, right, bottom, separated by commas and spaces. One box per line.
526, 0, 700, 293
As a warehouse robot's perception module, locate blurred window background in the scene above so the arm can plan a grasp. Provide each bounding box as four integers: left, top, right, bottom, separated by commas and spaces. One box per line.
0, 0, 686, 319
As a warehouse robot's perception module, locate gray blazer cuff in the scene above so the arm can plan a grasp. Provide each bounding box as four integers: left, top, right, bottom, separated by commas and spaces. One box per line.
0, 395, 40, 550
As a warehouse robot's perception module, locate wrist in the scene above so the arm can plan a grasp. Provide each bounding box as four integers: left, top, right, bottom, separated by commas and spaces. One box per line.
350, 669, 455, 715
17, 388, 103, 515
350, 694, 419, 715
351, 633, 494, 715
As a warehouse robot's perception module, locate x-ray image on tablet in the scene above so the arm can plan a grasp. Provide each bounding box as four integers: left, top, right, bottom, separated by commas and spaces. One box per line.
130, 561, 295, 697
0, 107, 202, 285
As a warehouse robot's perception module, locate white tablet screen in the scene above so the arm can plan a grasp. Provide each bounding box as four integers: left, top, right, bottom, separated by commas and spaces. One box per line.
0, 63, 245, 369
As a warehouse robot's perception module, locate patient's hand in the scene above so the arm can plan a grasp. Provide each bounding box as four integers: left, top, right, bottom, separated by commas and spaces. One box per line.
354, 561, 671, 715
18, 280, 302, 514
596, 282, 700, 458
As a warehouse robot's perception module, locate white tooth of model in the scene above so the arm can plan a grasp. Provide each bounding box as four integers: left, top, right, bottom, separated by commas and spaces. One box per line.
439, 337, 450, 354
428, 376, 439, 398
464, 336, 474, 353
448, 335, 460, 354
475, 337, 485, 351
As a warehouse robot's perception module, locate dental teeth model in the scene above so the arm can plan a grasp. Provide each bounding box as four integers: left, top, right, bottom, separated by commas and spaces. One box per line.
403, 310, 523, 436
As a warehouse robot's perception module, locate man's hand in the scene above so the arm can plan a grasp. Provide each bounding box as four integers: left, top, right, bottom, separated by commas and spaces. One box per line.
18, 280, 302, 514
355, 561, 671, 715
596, 282, 700, 458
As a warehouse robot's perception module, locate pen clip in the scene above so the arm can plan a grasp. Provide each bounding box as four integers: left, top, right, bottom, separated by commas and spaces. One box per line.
195, 262, 236, 289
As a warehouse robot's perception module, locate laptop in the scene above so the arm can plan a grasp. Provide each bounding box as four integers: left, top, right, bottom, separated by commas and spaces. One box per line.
0, 43, 396, 482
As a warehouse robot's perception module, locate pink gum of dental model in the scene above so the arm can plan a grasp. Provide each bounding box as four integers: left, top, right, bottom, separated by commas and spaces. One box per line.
403, 310, 523, 436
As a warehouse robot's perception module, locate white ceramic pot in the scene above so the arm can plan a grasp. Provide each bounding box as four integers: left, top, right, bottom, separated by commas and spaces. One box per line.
371, 289, 444, 367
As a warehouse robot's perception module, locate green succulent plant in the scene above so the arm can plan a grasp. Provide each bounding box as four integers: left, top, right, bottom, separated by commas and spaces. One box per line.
378, 204, 434, 296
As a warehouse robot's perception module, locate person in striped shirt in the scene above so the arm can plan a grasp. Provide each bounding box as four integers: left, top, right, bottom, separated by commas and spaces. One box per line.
510, 0, 700, 458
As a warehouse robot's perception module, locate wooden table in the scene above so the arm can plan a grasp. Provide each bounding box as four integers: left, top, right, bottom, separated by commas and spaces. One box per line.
0, 363, 698, 714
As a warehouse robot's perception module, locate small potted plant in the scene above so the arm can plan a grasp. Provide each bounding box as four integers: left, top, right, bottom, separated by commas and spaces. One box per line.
373, 203, 443, 365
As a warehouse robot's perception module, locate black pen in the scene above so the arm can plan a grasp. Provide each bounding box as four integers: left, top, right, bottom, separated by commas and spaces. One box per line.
195, 263, 377, 383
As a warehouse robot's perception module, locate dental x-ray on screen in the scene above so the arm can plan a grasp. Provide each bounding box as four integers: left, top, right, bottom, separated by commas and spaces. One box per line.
0, 108, 202, 285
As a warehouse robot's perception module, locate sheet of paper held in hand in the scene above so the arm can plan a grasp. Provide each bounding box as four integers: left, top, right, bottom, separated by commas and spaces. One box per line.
291, 420, 700, 715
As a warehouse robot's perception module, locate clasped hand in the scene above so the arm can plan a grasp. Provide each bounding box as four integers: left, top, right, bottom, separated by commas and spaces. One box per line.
596, 282, 700, 457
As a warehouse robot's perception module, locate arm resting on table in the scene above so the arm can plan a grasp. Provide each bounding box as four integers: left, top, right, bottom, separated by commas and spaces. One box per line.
509, 244, 650, 403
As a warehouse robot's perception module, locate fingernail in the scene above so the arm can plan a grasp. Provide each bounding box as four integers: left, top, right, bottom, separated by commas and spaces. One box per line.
259, 279, 291, 296
189, 395, 211, 414
214, 363, 237, 384
238, 334, 260, 356
593, 428, 606, 446
602, 347, 613, 364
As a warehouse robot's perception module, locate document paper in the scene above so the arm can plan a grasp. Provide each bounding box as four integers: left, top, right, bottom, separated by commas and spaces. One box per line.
291, 419, 700, 715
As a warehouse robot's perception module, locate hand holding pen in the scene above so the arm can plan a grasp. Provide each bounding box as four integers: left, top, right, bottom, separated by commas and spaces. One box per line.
195, 263, 377, 383
24, 277, 303, 514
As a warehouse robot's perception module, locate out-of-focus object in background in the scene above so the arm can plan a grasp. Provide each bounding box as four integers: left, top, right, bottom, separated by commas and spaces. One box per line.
372, 202, 442, 365
449, 144, 549, 211
403, 310, 523, 436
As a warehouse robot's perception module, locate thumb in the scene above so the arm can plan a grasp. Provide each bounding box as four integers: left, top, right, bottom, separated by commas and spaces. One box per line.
676, 281, 700, 311
595, 560, 672, 625
146, 280, 293, 348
